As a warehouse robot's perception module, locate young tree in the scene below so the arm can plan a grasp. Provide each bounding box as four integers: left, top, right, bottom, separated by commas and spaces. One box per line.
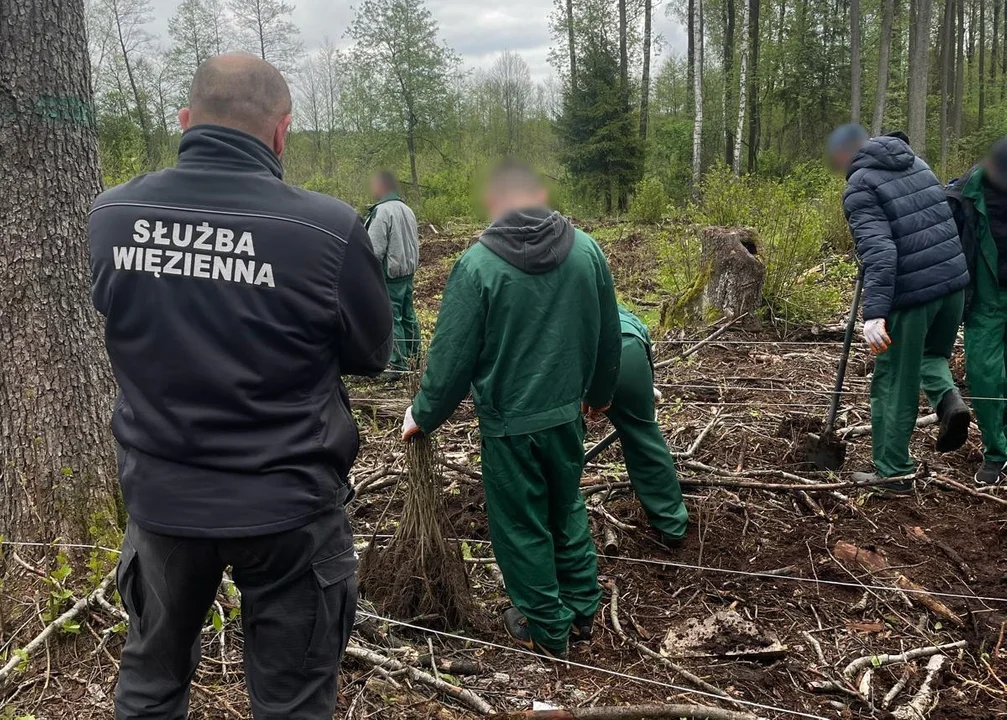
954, 0, 964, 136
871, 0, 896, 135
851, 0, 862, 123
940, 0, 955, 166
907, 0, 934, 156
229, 0, 302, 71
734, 0, 749, 173
568, 0, 578, 85
169, 0, 222, 102
349, 0, 459, 200
0, 0, 119, 543
485, 51, 534, 155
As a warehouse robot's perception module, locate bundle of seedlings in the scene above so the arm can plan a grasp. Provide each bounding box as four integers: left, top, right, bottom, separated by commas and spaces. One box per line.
359, 360, 472, 629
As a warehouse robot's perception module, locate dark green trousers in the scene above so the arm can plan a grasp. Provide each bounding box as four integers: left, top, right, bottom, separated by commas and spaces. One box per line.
609, 336, 689, 539
964, 284, 1007, 464
385, 275, 420, 371
481, 421, 600, 654
871, 290, 964, 477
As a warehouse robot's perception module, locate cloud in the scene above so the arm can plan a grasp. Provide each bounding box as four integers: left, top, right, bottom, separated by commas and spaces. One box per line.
146, 0, 685, 82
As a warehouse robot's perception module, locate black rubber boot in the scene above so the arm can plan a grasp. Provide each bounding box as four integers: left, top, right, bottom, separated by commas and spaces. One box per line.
569, 615, 594, 645
502, 608, 567, 659
935, 390, 970, 453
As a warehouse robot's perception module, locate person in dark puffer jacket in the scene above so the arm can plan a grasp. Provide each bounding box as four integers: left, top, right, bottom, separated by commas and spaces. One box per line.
828, 124, 971, 494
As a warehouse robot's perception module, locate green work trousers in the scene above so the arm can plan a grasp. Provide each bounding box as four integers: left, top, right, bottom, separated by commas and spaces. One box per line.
964, 285, 1007, 464
481, 421, 601, 654
608, 336, 689, 539
871, 290, 964, 477
385, 275, 420, 371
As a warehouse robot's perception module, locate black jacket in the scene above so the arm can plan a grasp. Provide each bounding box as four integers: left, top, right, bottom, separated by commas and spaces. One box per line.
89, 126, 393, 538
843, 135, 969, 320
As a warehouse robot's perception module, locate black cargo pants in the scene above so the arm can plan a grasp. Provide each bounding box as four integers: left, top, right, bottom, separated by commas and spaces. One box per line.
114, 509, 357, 720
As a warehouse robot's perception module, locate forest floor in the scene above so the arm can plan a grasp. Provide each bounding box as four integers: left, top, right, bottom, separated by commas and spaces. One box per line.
3, 222, 1007, 720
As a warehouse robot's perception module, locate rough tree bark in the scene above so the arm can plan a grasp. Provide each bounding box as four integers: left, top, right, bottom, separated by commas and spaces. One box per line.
734, 0, 749, 174
908, 0, 934, 156
695, 228, 765, 320
640, 0, 653, 140
618, 0, 629, 99
692, 0, 704, 188
851, 0, 862, 123
747, 0, 761, 172
0, 0, 120, 544
872, 0, 896, 135
994, 0, 1001, 100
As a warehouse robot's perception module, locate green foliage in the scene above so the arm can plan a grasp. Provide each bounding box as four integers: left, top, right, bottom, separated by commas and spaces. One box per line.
630, 175, 668, 224
694, 167, 851, 324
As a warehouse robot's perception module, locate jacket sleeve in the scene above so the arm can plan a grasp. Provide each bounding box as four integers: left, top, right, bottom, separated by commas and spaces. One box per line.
845, 178, 897, 320
366, 204, 390, 264
584, 251, 622, 409
337, 220, 394, 377
411, 261, 484, 434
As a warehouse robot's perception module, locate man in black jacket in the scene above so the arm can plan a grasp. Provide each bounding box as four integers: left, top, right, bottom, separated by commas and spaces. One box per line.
89, 54, 393, 719
947, 137, 1007, 485
828, 124, 970, 493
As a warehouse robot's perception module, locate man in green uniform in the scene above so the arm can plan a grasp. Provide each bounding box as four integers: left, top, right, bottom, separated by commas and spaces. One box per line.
948, 137, 1007, 485
365, 171, 420, 372
828, 125, 970, 493
604, 306, 689, 546
401, 161, 622, 658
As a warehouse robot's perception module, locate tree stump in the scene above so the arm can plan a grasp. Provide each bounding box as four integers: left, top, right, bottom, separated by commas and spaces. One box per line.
695, 227, 764, 321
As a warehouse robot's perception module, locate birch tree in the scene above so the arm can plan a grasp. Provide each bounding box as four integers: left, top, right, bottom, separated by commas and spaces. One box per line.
734, 0, 749, 174
692, 0, 704, 186
229, 0, 302, 71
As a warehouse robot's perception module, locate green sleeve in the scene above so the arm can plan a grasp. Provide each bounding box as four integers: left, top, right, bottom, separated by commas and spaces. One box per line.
411, 260, 484, 433
584, 252, 622, 409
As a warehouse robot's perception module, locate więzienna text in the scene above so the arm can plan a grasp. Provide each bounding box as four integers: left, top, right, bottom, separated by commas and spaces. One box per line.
113, 219, 276, 288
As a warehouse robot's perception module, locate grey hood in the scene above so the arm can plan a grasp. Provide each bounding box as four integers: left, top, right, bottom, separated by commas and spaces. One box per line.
848, 135, 916, 176
479, 208, 575, 274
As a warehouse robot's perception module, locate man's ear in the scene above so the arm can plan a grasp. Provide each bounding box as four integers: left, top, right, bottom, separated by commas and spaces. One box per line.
273, 113, 293, 157
178, 107, 191, 131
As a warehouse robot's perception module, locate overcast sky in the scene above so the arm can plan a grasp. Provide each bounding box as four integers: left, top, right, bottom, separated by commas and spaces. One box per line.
145, 0, 688, 83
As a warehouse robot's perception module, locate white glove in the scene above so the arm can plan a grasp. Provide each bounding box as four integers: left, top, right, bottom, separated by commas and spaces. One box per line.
401, 405, 421, 441
863, 318, 891, 354
653, 386, 663, 403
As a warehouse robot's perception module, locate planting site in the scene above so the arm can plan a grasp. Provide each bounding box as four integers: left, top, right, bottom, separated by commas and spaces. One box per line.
4, 225, 1006, 720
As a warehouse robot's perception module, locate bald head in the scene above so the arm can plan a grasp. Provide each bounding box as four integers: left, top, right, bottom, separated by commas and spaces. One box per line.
180, 54, 293, 155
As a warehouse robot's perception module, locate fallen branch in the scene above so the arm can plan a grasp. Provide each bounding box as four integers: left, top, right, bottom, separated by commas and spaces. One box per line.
930, 474, 1007, 508
487, 705, 761, 720
344, 644, 494, 715
604, 580, 742, 706
892, 655, 947, 719
840, 414, 937, 439
654, 315, 749, 370
0, 568, 117, 686
842, 641, 966, 681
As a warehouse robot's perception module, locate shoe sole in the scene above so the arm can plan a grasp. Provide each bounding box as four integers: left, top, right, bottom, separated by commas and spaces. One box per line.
974, 462, 1007, 487
935, 408, 970, 453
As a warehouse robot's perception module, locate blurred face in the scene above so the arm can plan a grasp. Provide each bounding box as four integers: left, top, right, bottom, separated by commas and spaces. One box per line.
370, 176, 387, 200
482, 186, 548, 221
828, 148, 855, 174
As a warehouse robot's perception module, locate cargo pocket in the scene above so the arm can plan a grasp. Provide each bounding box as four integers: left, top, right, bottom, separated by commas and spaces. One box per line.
116, 535, 144, 631
303, 545, 358, 669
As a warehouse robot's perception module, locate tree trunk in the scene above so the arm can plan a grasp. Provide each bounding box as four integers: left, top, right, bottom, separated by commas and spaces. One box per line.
619, 0, 629, 101
0, 0, 120, 545
872, 0, 896, 134
640, 0, 653, 140
692, 0, 704, 187
993, 0, 1001, 101
979, 0, 987, 127
114, 0, 154, 169
688, 0, 696, 106
941, 0, 954, 167
747, 0, 760, 173
694, 227, 765, 321
734, 0, 749, 174
724, 0, 736, 165
407, 119, 420, 206
908, 0, 934, 156
954, 0, 965, 136
566, 0, 577, 87
851, 0, 862, 122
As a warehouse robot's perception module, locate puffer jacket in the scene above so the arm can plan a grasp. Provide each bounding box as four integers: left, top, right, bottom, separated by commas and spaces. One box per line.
843, 135, 969, 320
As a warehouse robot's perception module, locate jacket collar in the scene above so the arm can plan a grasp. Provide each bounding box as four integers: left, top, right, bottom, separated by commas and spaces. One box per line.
176, 125, 283, 180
